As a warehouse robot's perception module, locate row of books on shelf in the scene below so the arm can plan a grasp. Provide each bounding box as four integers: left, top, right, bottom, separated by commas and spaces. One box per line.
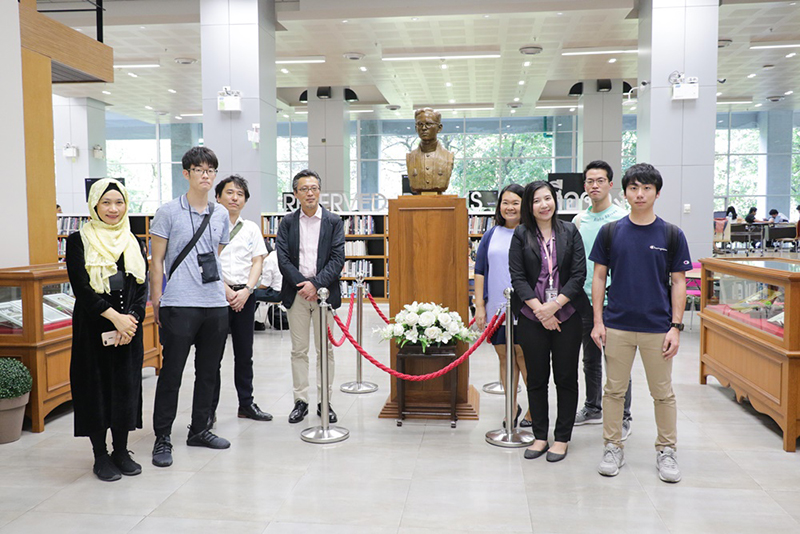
343, 215, 378, 235
58, 216, 90, 235
263, 216, 282, 235
341, 260, 374, 278
344, 240, 369, 256
468, 215, 495, 235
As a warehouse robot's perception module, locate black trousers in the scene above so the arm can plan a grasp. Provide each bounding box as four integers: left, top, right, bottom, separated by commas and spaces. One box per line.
517, 312, 582, 443
212, 295, 257, 412
153, 306, 228, 436
580, 311, 632, 420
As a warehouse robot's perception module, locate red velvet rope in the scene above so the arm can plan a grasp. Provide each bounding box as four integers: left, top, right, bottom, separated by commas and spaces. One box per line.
366, 292, 391, 324
330, 311, 505, 381
327, 293, 356, 347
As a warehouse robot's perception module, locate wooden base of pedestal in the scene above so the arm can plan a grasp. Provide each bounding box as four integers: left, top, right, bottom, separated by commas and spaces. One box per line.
379, 385, 480, 421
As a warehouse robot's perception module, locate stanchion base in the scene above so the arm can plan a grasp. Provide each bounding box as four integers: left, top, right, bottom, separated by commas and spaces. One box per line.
340, 381, 379, 394
300, 425, 350, 444
481, 381, 523, 395
485, 428, 534, 448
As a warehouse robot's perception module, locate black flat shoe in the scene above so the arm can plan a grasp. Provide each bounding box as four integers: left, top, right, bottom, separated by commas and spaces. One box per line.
317, 403, 338, 424
524, 444, 549, 460
546, 448, 568, 463
93, 453, 122, 481
503, 405, 523, 429
238, 403, 273, 421
520, 418, 533, 428
289, 400, 309, 424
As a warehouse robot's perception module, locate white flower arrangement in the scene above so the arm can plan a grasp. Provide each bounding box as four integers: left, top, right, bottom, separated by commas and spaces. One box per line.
376, 301, 478, 352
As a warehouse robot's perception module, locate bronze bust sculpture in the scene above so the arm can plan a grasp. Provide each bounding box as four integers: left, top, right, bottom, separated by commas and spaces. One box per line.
406, 108, 454, 193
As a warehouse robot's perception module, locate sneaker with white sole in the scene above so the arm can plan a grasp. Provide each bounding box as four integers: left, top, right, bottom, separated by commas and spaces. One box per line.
574, 406, 602, 426
621, 419, 632, 441
598, 444, 625, 477
657, 447, 681, 483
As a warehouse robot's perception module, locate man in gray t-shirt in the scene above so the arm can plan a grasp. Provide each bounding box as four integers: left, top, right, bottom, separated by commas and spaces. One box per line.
149, 146, 232, 469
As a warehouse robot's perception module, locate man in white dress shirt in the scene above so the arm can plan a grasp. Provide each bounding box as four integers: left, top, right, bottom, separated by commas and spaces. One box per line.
211, 175, 272, 422
254, 247, 283, 330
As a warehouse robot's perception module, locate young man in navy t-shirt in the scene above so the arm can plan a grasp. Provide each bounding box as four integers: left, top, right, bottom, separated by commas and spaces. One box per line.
589, 163, 691, 484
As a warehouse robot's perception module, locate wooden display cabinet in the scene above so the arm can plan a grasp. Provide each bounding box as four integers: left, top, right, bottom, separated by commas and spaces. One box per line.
699, 257, 800, 451
0, 263, 161, 432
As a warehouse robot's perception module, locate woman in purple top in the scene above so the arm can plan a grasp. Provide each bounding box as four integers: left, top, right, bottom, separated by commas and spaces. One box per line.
509, 181, 588, 462
474, 184, 531, 428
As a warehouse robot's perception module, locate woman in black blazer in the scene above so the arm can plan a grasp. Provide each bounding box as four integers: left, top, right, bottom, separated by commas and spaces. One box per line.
509, 180, 587, 462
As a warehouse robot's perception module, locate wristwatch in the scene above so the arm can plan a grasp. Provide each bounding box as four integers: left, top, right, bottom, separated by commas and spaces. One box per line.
669, 322, 684, 331
245, 285, 255, 294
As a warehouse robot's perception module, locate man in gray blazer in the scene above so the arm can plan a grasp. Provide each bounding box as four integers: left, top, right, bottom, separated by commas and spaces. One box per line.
276, 170, 345, 424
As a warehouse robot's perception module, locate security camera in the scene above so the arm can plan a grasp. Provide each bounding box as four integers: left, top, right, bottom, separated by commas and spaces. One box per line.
717, 78, 727, 84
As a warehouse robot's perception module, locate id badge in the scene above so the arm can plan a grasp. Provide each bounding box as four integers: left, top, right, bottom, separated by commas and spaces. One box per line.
544, 287, 558, 303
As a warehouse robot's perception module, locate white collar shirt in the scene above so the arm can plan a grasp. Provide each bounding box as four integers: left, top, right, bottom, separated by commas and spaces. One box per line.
219, 215, 268, 285
260, 251, 283, 291
298, 206, 322, 278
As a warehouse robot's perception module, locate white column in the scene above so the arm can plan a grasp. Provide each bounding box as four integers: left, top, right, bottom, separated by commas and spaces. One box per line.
0, 1, 30, 268
307, 87, 350, 196
200, 0, 278, 221
637, 0, 718, 260
53, 96, 107, 214
577, 79, 623, 175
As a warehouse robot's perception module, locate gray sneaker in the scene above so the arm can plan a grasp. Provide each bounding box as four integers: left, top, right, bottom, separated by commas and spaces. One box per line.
621, 419, 632, 441
657, 447, 682, 483
598, 444, 625, 477
574, 406, 602, 426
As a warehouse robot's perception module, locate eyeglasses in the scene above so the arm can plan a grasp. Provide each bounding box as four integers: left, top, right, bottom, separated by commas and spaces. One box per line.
297, 186, 320, 193
190, 168, 217, 176
416, 121, 439, 129
584, 178, 609, 186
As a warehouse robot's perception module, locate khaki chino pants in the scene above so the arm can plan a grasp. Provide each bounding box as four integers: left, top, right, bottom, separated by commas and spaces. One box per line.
287, 297, 335, 404
603, 327, 677, 451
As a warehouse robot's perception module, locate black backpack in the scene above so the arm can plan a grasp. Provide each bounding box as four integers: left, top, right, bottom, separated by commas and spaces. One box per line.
599, 218, 681, 288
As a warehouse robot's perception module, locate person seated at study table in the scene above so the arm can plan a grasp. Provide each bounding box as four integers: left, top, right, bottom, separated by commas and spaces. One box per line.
744, 207, 760, 224
725, 206, 737, 221
254, 244, 283, 331
768, 209, 789, 223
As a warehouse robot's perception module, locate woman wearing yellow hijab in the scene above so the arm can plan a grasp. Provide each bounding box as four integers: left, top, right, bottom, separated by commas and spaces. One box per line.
65, 178, 148, 482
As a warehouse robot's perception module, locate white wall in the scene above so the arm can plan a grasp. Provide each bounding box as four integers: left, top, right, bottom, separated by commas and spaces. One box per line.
0, 1, 30, 268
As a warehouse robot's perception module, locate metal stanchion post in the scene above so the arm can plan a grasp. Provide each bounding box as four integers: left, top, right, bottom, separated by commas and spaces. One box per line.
486, 287, 533, 448
341, 272, 378, 394
301, 288, 350, 444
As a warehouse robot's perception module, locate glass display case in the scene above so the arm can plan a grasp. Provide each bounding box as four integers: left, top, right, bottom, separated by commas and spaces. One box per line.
699, 258, 800, 451
0, 263, 161, 432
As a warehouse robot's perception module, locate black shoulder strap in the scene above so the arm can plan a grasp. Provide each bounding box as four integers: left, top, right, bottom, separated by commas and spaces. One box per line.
664, 221, 680, 287
601, 219, 619, 266
169, 202, 214, 279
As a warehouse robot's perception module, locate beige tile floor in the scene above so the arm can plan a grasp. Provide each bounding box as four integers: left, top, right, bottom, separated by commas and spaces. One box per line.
1, 305, 799, 533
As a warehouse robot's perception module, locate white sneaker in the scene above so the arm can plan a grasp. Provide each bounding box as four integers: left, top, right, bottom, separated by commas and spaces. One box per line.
574, 406, 603, 425
597, 444, 625, 477
657, 447, 682, 483
621, 419, 632, 441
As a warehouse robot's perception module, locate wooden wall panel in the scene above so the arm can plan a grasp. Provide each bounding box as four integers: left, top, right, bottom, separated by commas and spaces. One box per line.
21, 48, 58, 265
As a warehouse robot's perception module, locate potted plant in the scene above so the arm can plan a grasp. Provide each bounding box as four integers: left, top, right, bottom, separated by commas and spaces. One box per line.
377, 301, 478, 353
0, 357, 33, 444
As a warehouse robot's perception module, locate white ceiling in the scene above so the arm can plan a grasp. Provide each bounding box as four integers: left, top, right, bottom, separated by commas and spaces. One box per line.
40, 0, 800, 123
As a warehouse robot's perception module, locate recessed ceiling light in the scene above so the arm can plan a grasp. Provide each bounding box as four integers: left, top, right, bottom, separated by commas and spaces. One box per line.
412, 17, 418, 21
342, 19, 348, 23
510, 109, 516, 113
787, 52, 797, 58
175, 116, 182, 120
449, 99, 455, 103
608, 58, 617, 63
631, 106, 637, 110
440, 63, 448, 69
569, 107, 576, 112
445, 82, 452, 87
519, 80, 525, 85
139, 26, 146, 30
513, 97, 520, 102
755, 103, 763, 107
483, 15, 489, 18
359, 66, 367, 72
168, 89, 177, 94
786, 90, 794, 95
280, 68, 289, 74
127, 72, 138, 78
144, 105, 153, 110
523, 61, 531, 67
282, 114, 289, 118
747, 73, 756, 78
102, 90, 111, 95
557, 12, 563, 15
76, 28, 83, 32
716, 92, 722, 96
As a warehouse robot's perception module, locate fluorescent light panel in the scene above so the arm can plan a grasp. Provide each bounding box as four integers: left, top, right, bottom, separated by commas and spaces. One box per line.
275, 56, 326, 64
382, 51, 500, 61
749, 41, 800, 50
716, 100, 753, 105
114, 63, 160, 68
561, 47, 637, 56
180, 113, 203, 117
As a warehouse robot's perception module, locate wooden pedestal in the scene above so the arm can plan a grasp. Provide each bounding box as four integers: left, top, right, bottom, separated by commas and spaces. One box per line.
379, 195, 479, 421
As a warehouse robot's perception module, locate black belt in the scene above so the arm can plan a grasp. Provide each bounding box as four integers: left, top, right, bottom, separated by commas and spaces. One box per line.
230, 284, 247, 291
